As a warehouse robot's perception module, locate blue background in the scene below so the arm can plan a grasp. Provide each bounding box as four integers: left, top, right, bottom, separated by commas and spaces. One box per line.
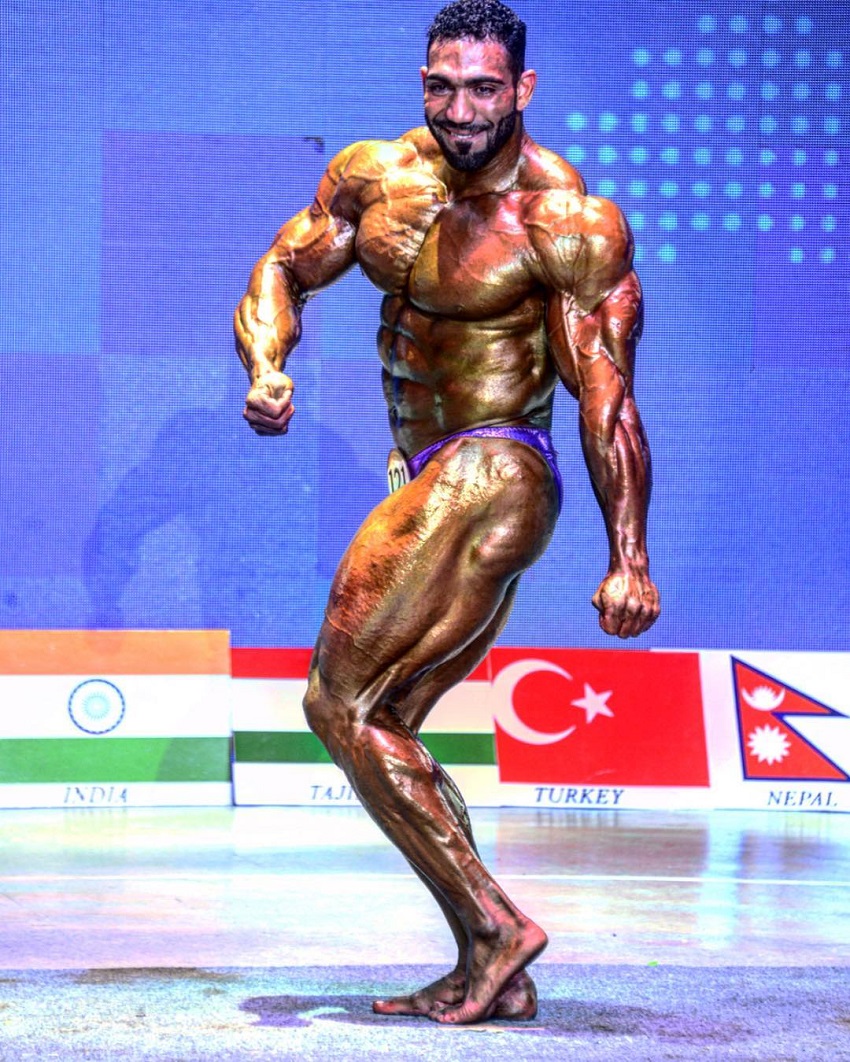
1, 1, 847, 650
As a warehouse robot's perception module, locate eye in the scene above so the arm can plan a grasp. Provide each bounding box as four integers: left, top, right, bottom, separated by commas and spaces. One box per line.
474, 85, 498, 97
426, 81, 451, 96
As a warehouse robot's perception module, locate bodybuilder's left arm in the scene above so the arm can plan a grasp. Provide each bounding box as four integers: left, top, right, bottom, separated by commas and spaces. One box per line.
542, 206, 660, 638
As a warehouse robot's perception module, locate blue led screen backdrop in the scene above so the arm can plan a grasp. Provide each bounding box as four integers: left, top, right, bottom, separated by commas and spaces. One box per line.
1, 1, 847, 649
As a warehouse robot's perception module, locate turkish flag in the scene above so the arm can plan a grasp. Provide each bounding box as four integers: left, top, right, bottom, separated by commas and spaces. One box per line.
733, 657, 849, 781
491, 648, 708, 786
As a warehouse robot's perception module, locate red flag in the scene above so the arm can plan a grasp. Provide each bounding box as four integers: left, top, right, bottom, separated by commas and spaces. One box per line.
491, 648, 707, 786
732, 657, 849, 782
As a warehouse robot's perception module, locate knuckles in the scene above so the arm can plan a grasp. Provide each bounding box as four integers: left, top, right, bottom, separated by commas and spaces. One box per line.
244, 386, 294, 417
594, 576, 660, 639
243, 401, 294, 436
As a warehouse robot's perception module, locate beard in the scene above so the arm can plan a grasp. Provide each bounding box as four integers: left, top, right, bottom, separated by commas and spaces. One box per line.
426, 108, 518, 172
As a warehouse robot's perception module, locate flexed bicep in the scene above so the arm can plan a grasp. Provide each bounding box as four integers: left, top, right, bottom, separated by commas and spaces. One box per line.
235, 144, 362, 382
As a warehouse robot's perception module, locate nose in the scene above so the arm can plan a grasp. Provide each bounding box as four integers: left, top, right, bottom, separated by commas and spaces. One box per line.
444, 89, 475, 125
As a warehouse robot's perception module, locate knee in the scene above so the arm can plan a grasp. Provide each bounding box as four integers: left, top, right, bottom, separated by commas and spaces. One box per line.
302, 668, 365, 765
303, 672, 334, 749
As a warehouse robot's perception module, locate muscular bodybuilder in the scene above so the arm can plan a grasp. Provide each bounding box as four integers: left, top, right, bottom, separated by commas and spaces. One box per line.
234, 0, 660, 1026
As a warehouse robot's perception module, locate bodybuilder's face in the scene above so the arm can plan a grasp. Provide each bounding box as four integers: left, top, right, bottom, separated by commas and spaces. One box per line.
422, 38, 535, 172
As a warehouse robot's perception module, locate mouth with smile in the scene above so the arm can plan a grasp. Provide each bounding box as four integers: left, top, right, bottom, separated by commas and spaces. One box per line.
435, 122, 490, 147
426, 108, 517, 171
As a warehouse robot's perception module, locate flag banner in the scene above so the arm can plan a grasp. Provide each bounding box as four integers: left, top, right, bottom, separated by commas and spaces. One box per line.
702, 650, 850, 813
0, 631, 232, 808
231, 648, 493, 805
231, 648, 499, 806
490, 648, 708, 787
733, 657, 849, 782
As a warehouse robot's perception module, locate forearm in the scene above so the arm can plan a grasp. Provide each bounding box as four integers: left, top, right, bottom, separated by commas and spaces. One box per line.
235, 142, 363, 386
581, 395, 652, 573
234, 258, 304, 385
550, 264, 651, 573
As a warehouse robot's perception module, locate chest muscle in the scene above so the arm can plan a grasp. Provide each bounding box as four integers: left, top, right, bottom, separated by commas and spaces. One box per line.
357, 184, 537, 318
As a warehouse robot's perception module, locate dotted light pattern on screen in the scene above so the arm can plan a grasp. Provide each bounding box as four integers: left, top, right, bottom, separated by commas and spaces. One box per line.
564, 13, 846, 265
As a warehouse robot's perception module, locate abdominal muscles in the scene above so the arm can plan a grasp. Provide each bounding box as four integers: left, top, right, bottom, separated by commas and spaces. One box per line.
378, 294, 557, 455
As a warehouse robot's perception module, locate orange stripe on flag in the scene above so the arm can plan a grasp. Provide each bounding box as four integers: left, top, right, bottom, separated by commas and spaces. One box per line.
0, 630, 231, 675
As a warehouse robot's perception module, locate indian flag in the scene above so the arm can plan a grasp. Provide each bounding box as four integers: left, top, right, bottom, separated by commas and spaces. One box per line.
0, 630, 232, 808
231, 648, 501, 806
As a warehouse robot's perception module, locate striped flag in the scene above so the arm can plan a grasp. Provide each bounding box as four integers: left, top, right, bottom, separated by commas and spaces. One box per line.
0, 630, 232, 807
231, 648, 501, 806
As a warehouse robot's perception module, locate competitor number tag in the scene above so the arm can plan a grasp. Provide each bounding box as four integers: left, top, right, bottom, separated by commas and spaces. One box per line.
387, 448, 411, 494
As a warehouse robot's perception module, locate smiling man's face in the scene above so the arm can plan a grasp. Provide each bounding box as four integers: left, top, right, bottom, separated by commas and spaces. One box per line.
422, 37, 535, 172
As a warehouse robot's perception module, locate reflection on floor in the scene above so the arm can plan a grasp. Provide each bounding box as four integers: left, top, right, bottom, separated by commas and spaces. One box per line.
2, 805, 848, 970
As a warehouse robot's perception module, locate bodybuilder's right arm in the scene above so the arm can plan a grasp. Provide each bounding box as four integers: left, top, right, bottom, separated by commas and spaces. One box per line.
234, 144, 361, 433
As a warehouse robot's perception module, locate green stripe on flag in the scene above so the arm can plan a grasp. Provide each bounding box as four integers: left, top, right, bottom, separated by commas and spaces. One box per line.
234, 731, 333, 764
233, 731, 495, 766
0, 738, 231, 784
421, 733, 495, 765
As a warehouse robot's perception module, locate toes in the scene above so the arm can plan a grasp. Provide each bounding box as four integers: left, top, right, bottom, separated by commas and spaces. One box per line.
429, 1001, 489, 1026
373, 996, 428, 1016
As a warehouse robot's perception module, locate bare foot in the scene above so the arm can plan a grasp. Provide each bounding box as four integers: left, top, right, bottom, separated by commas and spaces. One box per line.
429, 918, 547, 1025
373, 969, 464, 1016
373, 968, 538, 1020
492, 969, 538, 1021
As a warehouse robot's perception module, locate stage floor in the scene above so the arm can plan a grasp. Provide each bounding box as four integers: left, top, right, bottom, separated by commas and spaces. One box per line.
1, 806, 848, 1059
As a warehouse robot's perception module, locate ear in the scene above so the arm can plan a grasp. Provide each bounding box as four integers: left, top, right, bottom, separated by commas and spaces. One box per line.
516, 68, 536, 111
420, 65, 428, 91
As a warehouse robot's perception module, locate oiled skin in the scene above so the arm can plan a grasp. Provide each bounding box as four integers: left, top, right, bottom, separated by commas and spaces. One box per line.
235, 122, 657, 635
234, 60, 659, 1023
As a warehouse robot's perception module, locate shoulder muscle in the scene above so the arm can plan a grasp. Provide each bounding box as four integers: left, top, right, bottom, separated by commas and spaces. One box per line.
519, 142, 586, 193
326, 136, 426, 219
525, 191, 634, 311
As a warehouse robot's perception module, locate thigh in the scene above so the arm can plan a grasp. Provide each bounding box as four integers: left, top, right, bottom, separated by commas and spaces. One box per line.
391, 577, 520, 735
313, 436, 558, 715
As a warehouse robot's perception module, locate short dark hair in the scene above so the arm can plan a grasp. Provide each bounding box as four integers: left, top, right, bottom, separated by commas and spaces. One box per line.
427, 0, 527, 81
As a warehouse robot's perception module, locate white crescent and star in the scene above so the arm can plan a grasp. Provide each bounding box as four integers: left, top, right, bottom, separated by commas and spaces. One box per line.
491, 659, 614, 746
571, 683, 614, 723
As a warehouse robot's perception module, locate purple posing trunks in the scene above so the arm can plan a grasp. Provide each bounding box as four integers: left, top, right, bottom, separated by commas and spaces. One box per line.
406, 425, 563, 511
